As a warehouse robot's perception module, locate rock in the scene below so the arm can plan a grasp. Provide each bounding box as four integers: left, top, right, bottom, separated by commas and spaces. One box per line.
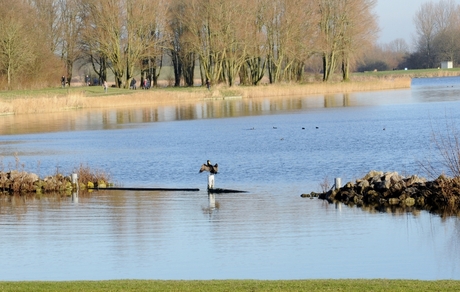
363, 170, 383, 181
25, 173, 39, 182
389, 198, 400, 205
405, 197, 415, 206
405, 175, 426, 187
358, 179, 370, 188
390, 181, 405, 193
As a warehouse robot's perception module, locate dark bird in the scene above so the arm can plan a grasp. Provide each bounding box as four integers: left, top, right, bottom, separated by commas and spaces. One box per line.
199, 160, 219, 174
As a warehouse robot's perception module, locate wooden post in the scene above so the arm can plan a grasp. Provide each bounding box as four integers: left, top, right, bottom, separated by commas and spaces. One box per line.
208, 174, 215, 190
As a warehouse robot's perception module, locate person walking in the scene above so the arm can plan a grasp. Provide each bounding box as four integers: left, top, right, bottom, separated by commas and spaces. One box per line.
103, 80, 108, 93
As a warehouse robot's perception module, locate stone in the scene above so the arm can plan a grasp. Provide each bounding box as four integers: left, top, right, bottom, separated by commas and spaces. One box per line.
405, 197, 415, 206
405, 175, 426, 187
389, 198, 400, 205
363, 170, 383, 181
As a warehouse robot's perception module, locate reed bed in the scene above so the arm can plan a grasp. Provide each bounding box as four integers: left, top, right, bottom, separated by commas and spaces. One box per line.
236, 77, 411, 98
0, 77, 412, 115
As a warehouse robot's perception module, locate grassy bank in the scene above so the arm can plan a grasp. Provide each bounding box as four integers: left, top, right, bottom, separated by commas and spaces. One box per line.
1, 68, 459, 115
1, 279, 460, 291
0, 75, 413, 115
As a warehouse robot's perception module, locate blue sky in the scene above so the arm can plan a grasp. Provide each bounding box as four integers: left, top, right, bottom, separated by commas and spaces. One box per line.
376, 0, 460, 46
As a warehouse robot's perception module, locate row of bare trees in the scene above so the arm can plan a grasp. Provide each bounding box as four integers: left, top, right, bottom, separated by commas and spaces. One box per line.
0, 0, 378, 90
407, 0, 460, 69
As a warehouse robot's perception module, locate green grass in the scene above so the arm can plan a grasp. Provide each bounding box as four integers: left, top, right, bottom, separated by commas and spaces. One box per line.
1, 279, 460, 291
355, 67, 460, 77
0, 85, 134, 99
0, 67, 458, 101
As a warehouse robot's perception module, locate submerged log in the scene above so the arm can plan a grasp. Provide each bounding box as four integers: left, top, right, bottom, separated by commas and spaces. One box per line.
208, 188, 247, 194
88, 187, 200, 192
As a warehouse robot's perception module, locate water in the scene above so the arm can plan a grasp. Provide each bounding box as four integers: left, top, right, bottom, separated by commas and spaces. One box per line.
1, 77, 460, 280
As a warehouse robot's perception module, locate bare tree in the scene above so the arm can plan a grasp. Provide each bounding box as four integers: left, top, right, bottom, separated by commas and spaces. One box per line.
339, 0, 379, 81
0, 2, 36, 89
82, 0, 164, 88
414, 1, 438, 68
28, 0, 61, 54
58, 0, 86, 85
432, 0, 460, 65
317, 0, 343, 81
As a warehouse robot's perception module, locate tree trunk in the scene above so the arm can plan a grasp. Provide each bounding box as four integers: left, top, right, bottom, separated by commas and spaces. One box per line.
171, 50, 182, 87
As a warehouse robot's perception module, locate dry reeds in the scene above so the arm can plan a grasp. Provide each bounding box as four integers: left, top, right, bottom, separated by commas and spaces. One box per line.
237, 77, 411, 99
0, 156, 111, 195
0, 77, 412, 115
73, 163, 111, 187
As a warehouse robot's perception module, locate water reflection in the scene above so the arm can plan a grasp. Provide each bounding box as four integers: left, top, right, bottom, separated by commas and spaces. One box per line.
0, 91, 415, 135
202, 193, 219, 216
2, 85, 460, 280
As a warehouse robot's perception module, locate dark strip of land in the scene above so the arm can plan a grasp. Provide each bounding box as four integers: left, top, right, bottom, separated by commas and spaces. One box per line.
89, 187, 200, 192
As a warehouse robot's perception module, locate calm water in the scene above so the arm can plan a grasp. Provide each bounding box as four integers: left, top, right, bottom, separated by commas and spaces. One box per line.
1, 77, 460, 280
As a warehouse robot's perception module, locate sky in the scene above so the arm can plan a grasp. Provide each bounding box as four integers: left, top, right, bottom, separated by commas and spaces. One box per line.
375, 0, 460, 46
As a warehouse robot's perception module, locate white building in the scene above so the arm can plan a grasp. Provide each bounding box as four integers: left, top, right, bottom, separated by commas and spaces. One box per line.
441, 61, 453, 69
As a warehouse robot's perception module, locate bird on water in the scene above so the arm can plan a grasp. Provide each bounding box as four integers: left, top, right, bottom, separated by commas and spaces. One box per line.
199, 160, 219, 174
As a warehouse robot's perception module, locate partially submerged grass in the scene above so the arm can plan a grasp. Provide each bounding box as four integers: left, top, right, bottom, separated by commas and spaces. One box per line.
1, 279, 460, 291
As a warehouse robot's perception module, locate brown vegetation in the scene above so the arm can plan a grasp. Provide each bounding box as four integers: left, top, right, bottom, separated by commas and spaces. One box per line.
0, 76, 411, 115
0, 0, 380, 90
0, 157, 110, 195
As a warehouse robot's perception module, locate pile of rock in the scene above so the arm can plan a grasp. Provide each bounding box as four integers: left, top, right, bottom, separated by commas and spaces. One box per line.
0, 170, 107, 195
303, 170, 460, 215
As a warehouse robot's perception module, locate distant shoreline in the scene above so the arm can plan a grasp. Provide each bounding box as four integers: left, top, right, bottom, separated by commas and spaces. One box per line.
0, 77, 415, 115
2, 67, 460, 115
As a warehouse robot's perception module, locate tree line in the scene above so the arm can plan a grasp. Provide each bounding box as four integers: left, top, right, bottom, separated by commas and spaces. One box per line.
405, 0, 460, 69
361, 0, 460, 72
0, 0, 378, 90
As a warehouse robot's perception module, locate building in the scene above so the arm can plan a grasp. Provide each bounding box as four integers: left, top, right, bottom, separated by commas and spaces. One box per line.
441, 61, 453, 69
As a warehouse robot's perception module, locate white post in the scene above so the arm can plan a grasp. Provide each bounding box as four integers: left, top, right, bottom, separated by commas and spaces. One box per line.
334, 178, 341, 190
72, 191, 79, 203
71, 173, 79, 191
208, 174, 215, 190
208, 193, 216, 209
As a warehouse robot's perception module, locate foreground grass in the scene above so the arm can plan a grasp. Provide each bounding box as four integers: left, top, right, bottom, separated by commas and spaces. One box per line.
1, 279, 460, 291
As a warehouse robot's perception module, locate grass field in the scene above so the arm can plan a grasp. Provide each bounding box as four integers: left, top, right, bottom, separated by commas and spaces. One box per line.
1, 279, 460, 291
357, 67, 460, 77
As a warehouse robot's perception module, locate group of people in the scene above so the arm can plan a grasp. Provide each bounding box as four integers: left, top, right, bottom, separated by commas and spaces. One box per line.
61, 75, 211, 91
129, 78, 152, 90
61, 75, 108, 92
